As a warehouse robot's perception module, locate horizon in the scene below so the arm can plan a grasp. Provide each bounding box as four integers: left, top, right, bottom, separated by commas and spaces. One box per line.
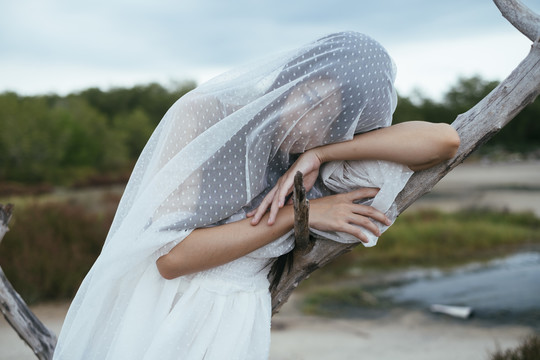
1, 0, 539, 100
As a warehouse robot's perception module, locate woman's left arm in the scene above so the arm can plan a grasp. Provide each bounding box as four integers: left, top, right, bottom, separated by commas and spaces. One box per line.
250, 121, 460, 225
315, 121, 460, 171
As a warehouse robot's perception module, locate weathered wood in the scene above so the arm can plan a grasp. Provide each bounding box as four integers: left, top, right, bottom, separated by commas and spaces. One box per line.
396, 39, 540, 214
271, 0, 540, 313
1, 0, 539, 353
493, 0, 540, 42
0, 204, 13, 245
293, 172, 311, 253
0, 204, 57, 360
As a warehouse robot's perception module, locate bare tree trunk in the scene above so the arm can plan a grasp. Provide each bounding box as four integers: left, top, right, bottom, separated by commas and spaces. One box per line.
0, 204, 57, 360
271, 0, 540, 313
0, 0, 539, 356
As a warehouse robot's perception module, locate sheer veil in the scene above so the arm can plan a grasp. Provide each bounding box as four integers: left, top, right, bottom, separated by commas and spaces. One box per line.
53, 31, 412, 358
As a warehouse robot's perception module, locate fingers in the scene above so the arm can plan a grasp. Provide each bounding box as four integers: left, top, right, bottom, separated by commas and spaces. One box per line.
249, 187, 278, 225
338, 188, 393, 241
249, 172, 296, 225
268, 178, 295, 224
338, 208, 388, 242
345, 187, 380, 201
339, 223, 369, 243
345, 212, 381, 238
277, 176, 294, 207
351, 203, 391, 227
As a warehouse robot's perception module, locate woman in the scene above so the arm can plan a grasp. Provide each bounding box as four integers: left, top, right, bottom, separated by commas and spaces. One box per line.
54, 32, 459, 359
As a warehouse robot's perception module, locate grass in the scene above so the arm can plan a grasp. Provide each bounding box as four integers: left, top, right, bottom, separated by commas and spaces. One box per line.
367, 208, 539, 266
298, 207, 540, 315
301, 286, 383, 316
303, 208, 540, 286
1, 187, 539, 305
490, 334, 540, 360
0, 196, 118, 303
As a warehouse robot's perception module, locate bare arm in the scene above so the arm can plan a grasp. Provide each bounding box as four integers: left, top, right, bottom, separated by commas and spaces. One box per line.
314, 121, 460, 171
156, 188, 388, 279
157, 121, 458, 279
157, 206, 295, 279
249, 121, 460, 225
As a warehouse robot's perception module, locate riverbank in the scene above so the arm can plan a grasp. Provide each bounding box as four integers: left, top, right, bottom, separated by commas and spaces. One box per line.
1, 160, 539, 359
0, 298, 533, 360
408, 160, 540, 217
271, 301, 533, 360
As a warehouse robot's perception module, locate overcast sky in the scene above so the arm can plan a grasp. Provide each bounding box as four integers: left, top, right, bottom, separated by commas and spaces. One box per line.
1, 0, 539, 100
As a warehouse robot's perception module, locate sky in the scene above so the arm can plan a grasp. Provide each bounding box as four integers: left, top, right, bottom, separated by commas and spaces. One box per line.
1, 0, 539, 100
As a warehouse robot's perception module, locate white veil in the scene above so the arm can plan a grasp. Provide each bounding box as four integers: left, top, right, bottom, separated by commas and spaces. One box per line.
54, 32, 412, 358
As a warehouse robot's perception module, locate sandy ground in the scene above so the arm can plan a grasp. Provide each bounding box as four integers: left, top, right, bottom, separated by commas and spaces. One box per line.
1, 161, 539, 359
0, 299, 532, 360
408, 160, 540, 217
270, 298, 533, 360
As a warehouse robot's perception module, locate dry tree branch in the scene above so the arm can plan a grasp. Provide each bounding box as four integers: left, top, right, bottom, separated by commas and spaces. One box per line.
0, 204, 57, 360
493, 0, 540, 42
1, 0, 540, 356
271, 0, 540, 313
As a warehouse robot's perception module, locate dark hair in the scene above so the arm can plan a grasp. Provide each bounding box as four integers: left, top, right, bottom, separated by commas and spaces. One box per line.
268, 250, 294, 293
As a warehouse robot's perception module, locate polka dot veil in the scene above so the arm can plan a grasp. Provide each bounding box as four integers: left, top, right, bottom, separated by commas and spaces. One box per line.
53, 33, 413, 358
102, 32, 398, 256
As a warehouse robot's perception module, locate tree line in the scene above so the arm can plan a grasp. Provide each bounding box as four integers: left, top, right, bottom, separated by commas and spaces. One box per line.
0, 76, 538, 186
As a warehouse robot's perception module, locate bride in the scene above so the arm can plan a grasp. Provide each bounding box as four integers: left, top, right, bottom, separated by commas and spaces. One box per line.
53, 31, 459, 359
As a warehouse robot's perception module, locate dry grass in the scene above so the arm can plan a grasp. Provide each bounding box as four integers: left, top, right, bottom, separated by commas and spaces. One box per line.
0, 200, 116, 303
490, 334, 540, 360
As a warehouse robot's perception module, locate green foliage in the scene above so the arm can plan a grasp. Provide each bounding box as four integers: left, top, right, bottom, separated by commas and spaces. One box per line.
0, 81, 196, 185
394, 75, 540, 151
0, 201, 115, 303
1, 76, 539, 186
301, 287, 379, 316
301, 208, 540, 286
300, 208, 540, 315
77, 82, 195, 126
359, 208, 540, 268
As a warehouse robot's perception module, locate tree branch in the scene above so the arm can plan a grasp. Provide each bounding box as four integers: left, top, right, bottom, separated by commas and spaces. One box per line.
293, 172, 311, 253
271, 0, 540, 313
493, 0, 540, 42
0, 204, 57, 360
2, 0, 540, 355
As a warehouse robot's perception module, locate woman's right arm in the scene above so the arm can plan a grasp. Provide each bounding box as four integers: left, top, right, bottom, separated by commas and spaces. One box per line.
250, 121, 460, 225
156, 188, 389, 280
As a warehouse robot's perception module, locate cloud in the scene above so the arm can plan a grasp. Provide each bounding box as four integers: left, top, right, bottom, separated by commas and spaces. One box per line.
1, 0, 538, 97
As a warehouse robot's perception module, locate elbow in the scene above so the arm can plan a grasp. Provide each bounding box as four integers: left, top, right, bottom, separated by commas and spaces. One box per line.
156, 254, 182, 280
438, 123, 460, 160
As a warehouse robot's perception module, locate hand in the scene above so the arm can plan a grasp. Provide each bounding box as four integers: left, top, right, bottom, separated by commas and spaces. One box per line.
309, 188, 391, 243
248, 149, 323, 225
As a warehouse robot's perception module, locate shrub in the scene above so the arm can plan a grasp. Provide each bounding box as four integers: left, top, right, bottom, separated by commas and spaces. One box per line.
490, 334, 540, 360
0, 201, 114, 303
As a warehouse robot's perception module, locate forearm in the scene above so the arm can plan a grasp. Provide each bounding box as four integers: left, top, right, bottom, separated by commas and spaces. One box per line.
314, 121, 460, 171
156, 206, 295, 279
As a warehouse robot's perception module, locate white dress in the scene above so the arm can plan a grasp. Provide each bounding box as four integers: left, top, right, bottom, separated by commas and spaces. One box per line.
131, 228, 294, 360
53, 32, 410, 360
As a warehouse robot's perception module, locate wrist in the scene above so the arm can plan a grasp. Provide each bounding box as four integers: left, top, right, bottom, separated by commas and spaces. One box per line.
309, 146, 326, 164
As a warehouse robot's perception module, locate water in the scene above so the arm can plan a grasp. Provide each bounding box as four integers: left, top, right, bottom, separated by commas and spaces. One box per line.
382, 252, 540, 328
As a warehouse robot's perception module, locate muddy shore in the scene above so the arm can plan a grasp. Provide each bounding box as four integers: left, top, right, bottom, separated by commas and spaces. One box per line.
1, 160, 539, 359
